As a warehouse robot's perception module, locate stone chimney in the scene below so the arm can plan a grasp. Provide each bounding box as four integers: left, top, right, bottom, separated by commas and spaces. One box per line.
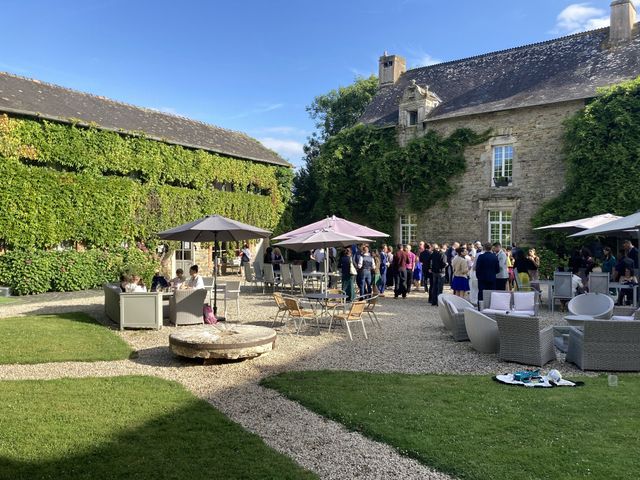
610, 0, 636, 44
378, 52, 406, 87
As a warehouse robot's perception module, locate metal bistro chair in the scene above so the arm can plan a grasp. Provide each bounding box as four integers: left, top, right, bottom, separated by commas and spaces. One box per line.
588, 272, 610, 295
329, 300, 368, 341
243, 264, 262, 292
551, 272, 574, 313
223, 280, 241, 321
357, 294, 381, 328
283, 296, 320, 334
280, 264, 293, 292
291, 264, 306, 295
262, 263, 278, 293
272, 292, 290, 328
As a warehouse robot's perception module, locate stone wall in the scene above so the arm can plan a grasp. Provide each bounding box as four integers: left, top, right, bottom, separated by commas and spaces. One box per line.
395, 100, 585, 245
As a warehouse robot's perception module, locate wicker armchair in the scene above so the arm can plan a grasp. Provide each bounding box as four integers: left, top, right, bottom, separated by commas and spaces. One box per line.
566, 320, 640, 371
170, 289, 207, 326
495, 313, 556, 366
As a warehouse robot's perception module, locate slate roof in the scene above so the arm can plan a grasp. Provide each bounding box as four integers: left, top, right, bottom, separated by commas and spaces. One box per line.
0, 72, 290, 167
361, 26, 640, 126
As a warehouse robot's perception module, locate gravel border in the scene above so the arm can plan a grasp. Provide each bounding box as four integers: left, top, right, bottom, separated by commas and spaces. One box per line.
0, 287, 592, 479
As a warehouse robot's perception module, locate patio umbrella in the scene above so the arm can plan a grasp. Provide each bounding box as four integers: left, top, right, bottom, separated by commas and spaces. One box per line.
569, 211, 640, 239
273, 229, 373, 293
534, 213, 621, 233
272, 215, 388, 240
158, 215, 271, 319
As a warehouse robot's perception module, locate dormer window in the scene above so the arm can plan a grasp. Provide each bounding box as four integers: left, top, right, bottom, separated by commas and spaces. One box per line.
408, 111, 418, 126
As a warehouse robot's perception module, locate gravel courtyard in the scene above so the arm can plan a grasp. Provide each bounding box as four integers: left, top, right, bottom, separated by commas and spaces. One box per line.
0, 287, 586, 479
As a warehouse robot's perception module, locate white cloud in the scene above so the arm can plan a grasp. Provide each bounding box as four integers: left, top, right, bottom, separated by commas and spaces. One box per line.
258, 137, 305, 162
555, 3, 608, 33
407, 49, 442, 69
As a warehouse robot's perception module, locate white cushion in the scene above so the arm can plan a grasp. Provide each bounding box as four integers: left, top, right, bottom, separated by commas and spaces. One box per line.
448, 302, 459, 314
611, 315, 634, 321
510, 310, 535, 317
490, 292, 511, 311
513, 292, 536, 311
481, 308, 510, 316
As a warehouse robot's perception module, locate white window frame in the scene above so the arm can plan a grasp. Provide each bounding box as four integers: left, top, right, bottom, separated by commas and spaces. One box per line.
399, 214, 417, 245
488, 211, 512, 245
491, 145, 514, 186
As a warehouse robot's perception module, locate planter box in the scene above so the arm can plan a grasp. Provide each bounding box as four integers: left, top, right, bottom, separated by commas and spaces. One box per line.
0, 286, 11, 297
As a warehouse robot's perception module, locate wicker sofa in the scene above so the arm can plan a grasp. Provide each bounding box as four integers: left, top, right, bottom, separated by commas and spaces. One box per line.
438, 294, 475, 341
103, 283, 163, 331
566, 319, 640, 371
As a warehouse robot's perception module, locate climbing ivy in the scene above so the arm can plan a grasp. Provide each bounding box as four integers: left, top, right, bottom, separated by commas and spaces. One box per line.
0, 114, 292, 249
294, 123, 489, 236
532, 76, 640, 250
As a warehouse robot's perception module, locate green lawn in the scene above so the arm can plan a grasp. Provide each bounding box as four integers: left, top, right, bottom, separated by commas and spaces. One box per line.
262, 371, 640, 480
0, 312, 132, 364
0, 376, 316, 480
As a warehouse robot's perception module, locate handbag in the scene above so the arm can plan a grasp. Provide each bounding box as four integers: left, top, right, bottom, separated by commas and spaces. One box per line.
349, 260, 357, 276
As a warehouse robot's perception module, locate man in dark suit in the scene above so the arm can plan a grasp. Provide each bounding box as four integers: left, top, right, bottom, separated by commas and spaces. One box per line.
475, 242, 500, 303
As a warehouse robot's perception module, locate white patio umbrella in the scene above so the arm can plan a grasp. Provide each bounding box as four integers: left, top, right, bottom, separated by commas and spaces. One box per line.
272, 215, 388, 240
273, 229, 373, 293
158, 215, 271, 319
569, 211, 640, 239
535, 213, 621, 232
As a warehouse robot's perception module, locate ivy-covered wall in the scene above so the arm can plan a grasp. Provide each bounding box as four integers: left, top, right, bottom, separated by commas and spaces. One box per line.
0, 114, 293, 249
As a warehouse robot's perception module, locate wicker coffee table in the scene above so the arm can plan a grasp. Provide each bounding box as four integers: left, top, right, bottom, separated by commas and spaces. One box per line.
169, 324, 276, 361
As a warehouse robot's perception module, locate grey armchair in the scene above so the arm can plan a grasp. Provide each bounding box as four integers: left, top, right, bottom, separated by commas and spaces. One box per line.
104, 284, 163, 331
495, 313, 556, 366
170, 289, 207, 326
566, 319, 640, 371
439, 294, 475, 341
567, 293, 614, 319
464, 308, 499, 353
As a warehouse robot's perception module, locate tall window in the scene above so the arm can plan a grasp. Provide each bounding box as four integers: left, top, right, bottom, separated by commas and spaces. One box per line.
488, 211, 512, 245
400, 214, 417, 245
492, 145, 513, 186
408, 110, 418, 126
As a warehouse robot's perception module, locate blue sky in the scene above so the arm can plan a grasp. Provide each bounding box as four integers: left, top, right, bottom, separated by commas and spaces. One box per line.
0, 0, 631, 166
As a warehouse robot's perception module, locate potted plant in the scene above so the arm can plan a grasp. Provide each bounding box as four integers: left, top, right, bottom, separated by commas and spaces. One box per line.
493, 176, 511, 187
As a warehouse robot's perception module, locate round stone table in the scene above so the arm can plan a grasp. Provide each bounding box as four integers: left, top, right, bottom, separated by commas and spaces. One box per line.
169, 324, 276, 361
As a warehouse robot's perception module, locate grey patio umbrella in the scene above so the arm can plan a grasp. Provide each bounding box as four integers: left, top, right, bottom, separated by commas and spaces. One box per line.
158, 215, 271, 318
569, 211, 640, 239
274, 229, 373, 293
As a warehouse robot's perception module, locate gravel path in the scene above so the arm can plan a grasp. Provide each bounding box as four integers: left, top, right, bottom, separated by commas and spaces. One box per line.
0, 287, 587, 479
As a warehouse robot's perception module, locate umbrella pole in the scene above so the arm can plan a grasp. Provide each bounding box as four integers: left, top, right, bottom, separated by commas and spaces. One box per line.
213, 233, 219, 319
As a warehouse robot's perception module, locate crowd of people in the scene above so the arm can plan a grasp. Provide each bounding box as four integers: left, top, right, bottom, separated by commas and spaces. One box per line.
327, 238, 640, 307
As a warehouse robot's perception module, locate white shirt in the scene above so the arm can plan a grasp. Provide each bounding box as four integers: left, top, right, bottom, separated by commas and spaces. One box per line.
496, 249, 509, 279
571, 274, 583, 293
186, 274, 205, 289
313, 249, 326, 263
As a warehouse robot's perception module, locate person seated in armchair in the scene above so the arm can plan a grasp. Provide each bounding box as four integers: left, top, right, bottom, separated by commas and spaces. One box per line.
170, 269, 185, 289
617, 267, 638, 306
124, 274, 147, 293
185, 265, 205, 289
151, 271, 169, 292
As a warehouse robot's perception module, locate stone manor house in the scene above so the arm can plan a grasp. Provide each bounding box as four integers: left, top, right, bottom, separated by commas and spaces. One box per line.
361, 0, 640, 246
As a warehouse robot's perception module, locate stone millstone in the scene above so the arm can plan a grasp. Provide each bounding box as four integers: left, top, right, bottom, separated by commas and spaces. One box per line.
169, 324, 276, 361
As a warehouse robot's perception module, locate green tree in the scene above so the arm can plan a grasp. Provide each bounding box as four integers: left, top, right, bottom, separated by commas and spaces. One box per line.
533, 76, 640, 249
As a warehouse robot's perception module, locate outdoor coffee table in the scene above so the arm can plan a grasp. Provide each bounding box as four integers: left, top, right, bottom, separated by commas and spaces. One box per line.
169, 324, 276, 361
564, 314, 594, 327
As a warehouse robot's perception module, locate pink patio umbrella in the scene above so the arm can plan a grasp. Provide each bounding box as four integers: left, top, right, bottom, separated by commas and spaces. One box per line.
273, 229, 373, 292
272, 215, 388, 241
